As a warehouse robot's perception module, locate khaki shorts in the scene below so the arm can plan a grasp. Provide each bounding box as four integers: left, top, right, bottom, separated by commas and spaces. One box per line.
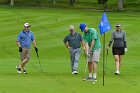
20, 48, 30, 61
88, 49, 101, 63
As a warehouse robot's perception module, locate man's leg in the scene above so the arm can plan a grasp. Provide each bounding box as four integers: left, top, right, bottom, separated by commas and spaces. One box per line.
69, 48, 75, 74
92, 62, 97, 79
17, 48, 30, 74
22, 49, 30, 74
88, 62, 93, 78
16, 49, 26, 74
73, 48, 81, 74
92, 49, 101, 80
20, 59, 29, 69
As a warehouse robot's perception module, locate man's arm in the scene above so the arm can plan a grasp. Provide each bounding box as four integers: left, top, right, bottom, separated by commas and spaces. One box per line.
64, 42, 70, 48
16, 41, 22, 52
81, 41, 85, 50
32, 40, 37, 47
63, 36, 71, 49
90, 40, 95, 50
33, 40, 38, 52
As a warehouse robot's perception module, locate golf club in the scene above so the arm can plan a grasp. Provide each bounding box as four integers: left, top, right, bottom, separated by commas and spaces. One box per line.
82, 43, 89, 81
35, 50, 43, 72
82, 53, 88, 81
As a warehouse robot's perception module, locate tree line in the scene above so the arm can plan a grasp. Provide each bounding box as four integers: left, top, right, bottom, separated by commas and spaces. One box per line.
4, 0, 126, 11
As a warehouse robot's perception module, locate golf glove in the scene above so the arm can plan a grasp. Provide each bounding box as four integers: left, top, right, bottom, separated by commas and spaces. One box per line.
19, 47, 22, 52
125, 48, 127, 52
35, 47, 38, 52
89, 49, 92, 55
84, 50, 90, 57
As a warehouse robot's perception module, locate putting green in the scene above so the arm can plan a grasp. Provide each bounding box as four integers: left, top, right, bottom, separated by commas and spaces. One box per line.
0, 7, 140, 93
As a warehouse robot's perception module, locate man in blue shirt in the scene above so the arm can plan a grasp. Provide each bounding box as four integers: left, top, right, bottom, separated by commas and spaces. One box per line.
16, 23, 38, 74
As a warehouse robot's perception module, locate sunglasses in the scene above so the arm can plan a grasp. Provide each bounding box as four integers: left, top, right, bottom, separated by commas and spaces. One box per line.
116, 26, 120, 27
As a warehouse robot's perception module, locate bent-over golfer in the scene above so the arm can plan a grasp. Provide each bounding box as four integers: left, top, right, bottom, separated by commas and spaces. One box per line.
64, 25, 85, 75
16, 23, 38, 74
79, 23, 101, 81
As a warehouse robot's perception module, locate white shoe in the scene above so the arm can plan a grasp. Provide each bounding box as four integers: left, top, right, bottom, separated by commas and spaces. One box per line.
72, 71, 78, 75
74, 71, 78, 74
72, 71, 75, 75
115, 70, 120, 75
16, 66, 21, 74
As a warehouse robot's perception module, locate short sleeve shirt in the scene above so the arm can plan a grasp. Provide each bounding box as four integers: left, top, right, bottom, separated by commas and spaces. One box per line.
17, 30, 35, 49
63, 32, 83, 48
83, 28, 101, 52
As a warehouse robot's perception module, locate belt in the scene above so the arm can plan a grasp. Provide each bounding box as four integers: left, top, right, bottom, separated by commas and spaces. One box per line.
72, 47, 80, 49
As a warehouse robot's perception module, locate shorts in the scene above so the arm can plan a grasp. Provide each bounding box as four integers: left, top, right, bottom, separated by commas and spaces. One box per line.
112, 47, 125, 55
20, 48, 30, 61
88, 49, 101, 63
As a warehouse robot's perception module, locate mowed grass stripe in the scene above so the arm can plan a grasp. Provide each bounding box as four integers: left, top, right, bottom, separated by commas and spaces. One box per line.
0, 7, 140, 93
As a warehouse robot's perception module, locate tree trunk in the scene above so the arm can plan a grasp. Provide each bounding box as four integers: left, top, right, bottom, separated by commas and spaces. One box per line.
118, 0, 123, 11
69, 0, 75, 5
53, 0, 55, 4
10, 0, 14, 6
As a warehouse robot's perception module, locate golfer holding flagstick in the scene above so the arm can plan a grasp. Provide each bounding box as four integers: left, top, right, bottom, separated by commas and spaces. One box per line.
80, 23, 101, 81
16, 23, 38, 74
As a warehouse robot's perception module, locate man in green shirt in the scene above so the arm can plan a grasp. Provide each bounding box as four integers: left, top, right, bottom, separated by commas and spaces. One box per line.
79, 23, 101, 81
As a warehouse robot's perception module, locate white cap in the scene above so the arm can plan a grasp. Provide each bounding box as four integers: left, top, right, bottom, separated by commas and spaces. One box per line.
116, 23, 121, 27
69, 25, 74, 30
24, 23, 31, 27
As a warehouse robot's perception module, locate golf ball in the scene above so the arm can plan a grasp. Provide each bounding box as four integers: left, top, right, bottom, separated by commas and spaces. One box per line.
83, 78, 86, 81
92, 82, 95, 84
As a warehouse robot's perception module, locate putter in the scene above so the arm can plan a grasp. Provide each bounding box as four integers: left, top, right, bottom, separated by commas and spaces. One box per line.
82, 43, 89, 80
82, 53, 89, 81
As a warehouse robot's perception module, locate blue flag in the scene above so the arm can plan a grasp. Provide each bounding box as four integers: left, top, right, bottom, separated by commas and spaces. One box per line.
98, 12, 112, 35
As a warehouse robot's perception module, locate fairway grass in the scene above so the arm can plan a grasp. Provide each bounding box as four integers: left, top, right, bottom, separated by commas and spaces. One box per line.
0, 7, 140, 93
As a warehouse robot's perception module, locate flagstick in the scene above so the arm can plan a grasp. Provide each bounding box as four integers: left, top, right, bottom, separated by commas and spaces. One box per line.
103, 0, 106, 86
103, 33, 106, 86
99, 12, 112, 86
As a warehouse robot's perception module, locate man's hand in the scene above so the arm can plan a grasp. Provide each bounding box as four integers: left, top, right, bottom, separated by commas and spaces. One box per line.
35, 47, 38, 52
19, 47, 22, 52
89, 48, 92, 55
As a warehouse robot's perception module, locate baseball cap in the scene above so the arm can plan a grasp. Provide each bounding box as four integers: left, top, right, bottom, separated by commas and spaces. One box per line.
79, 23, 86, 32
116, 23, 121, 27
24, 23, 31, 27
69, 25, 74, 30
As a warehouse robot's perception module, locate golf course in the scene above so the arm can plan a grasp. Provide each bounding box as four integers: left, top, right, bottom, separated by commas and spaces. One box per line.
0, 5, 140, 93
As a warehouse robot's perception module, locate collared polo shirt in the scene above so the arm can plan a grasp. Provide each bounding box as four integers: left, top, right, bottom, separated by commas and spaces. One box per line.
17, 30, 35, 49
83, 28, 101, 52
63, 32, 83, 49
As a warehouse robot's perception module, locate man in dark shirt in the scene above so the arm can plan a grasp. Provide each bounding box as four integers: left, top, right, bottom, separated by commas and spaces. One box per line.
64, 25, 85, 75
